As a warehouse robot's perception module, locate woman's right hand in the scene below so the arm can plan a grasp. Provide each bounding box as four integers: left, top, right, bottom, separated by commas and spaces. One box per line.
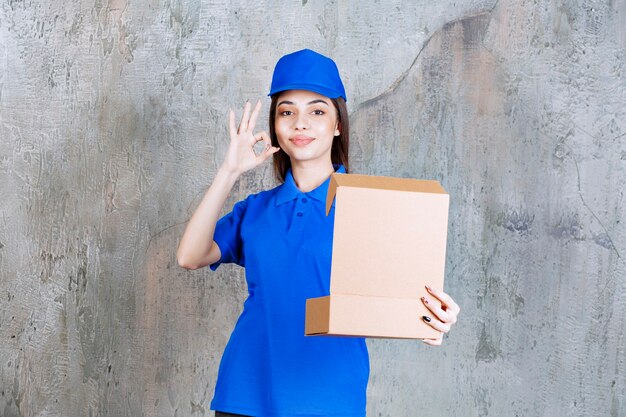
222, 100, 280, 176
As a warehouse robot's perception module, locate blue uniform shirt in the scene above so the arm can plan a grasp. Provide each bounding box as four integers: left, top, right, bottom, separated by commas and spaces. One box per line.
209, 165, 369, 417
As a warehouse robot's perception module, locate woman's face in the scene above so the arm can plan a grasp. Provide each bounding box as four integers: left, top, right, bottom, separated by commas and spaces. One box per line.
274, 89, 340, 167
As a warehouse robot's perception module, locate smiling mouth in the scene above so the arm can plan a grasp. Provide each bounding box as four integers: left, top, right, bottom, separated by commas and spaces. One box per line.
290, 136, 315, 146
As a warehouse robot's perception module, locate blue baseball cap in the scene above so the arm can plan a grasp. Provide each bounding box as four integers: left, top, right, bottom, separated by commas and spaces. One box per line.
268, 49, 347, 102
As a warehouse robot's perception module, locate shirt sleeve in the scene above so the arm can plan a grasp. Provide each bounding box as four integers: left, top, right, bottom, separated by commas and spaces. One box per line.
210, 197, 248, 271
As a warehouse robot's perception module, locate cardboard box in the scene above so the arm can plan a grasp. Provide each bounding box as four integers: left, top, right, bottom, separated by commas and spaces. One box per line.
305, 173, 450, 339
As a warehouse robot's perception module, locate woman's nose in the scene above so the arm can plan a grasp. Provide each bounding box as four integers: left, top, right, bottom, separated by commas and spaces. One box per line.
295, 113, 309, 129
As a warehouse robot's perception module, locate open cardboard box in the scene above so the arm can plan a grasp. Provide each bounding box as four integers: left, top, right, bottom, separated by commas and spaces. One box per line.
305, 173, 450, 339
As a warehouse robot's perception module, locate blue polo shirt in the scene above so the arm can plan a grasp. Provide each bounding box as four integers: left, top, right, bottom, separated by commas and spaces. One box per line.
209, 165, 369, 417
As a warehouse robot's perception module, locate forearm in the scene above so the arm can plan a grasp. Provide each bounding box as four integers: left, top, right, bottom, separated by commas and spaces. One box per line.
176, 165, 240, 269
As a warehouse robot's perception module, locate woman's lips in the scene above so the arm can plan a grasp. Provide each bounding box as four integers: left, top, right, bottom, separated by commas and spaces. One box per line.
290, 135, 315, 147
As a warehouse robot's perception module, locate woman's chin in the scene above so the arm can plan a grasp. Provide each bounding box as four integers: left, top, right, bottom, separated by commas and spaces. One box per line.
286, 152, 331, 165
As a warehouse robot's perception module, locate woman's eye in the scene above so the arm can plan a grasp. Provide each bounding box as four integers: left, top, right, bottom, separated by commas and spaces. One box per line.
313, 110, 325, 115
280, 110, 293, 116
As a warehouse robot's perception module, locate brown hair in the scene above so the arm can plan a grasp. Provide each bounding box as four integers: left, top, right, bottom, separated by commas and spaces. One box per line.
269, 94, 350, 183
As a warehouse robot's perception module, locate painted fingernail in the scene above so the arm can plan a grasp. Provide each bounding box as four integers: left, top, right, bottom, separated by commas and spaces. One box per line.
425, 285, 432, 292
421, 297, 429, 304
422, 316, 432, 322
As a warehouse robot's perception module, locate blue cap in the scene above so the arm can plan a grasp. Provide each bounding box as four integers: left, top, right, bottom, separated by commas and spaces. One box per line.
269, 49, 347, 102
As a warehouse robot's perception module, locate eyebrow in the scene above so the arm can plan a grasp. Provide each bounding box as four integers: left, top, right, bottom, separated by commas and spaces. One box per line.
277, 99, 330, 107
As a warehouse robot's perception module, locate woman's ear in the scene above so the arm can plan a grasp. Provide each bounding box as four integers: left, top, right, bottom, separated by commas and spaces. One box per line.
334, 121, 341, 137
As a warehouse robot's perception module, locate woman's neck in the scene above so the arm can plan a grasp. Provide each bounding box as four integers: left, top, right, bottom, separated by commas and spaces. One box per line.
290, 160, 335, 192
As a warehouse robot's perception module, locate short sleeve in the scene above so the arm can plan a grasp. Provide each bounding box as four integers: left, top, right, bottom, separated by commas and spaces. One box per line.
210, 197, 248, 271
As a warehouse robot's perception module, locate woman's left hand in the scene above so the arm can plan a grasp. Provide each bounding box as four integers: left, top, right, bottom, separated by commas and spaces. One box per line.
420, 286, 460, 346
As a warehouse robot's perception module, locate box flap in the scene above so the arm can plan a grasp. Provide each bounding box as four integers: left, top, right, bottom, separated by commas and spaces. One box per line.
325, 174, 340, 215
327, 173, 446, 215
328, 174, 449, 299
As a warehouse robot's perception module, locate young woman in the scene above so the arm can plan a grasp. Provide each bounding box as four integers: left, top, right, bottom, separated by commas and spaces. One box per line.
177, 49, 460, 417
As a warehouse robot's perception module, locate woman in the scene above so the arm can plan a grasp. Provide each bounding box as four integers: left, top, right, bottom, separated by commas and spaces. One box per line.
177, 49, 460, 417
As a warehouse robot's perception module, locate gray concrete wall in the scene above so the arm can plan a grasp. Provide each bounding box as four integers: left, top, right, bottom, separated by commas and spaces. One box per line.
1, 0, 624, 416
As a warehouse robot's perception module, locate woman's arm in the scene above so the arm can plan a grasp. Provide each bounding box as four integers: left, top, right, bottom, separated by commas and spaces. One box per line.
177, 100, 280, 270
176, 167, 239, 269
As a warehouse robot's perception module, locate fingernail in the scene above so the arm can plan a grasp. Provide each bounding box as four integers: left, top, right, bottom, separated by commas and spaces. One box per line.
422, 316, 432, 322
425, 285, 432, 292
421, 297, 429, 304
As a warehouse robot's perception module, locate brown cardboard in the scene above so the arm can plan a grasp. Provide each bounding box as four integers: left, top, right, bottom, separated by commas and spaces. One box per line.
305, 173, 450, 339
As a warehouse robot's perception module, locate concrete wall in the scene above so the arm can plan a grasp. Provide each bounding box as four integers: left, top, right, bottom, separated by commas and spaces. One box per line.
1, 0, 624, 416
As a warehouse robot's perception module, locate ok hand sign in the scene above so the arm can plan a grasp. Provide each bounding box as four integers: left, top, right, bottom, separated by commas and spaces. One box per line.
223, 100, 281, 176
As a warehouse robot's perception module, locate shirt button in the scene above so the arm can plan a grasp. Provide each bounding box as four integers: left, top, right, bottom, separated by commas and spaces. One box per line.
297, 212, 303, 217
302, 198, 308, 203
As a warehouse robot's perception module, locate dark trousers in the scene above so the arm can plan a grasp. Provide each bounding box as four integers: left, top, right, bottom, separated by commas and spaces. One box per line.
215, 412, 251, 417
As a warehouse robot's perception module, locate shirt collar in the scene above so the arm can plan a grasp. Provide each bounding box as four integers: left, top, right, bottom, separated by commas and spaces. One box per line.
276, 164, 346, 206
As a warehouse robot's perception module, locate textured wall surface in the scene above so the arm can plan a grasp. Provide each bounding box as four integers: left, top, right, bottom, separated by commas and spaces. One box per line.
1, 0, 625, 416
